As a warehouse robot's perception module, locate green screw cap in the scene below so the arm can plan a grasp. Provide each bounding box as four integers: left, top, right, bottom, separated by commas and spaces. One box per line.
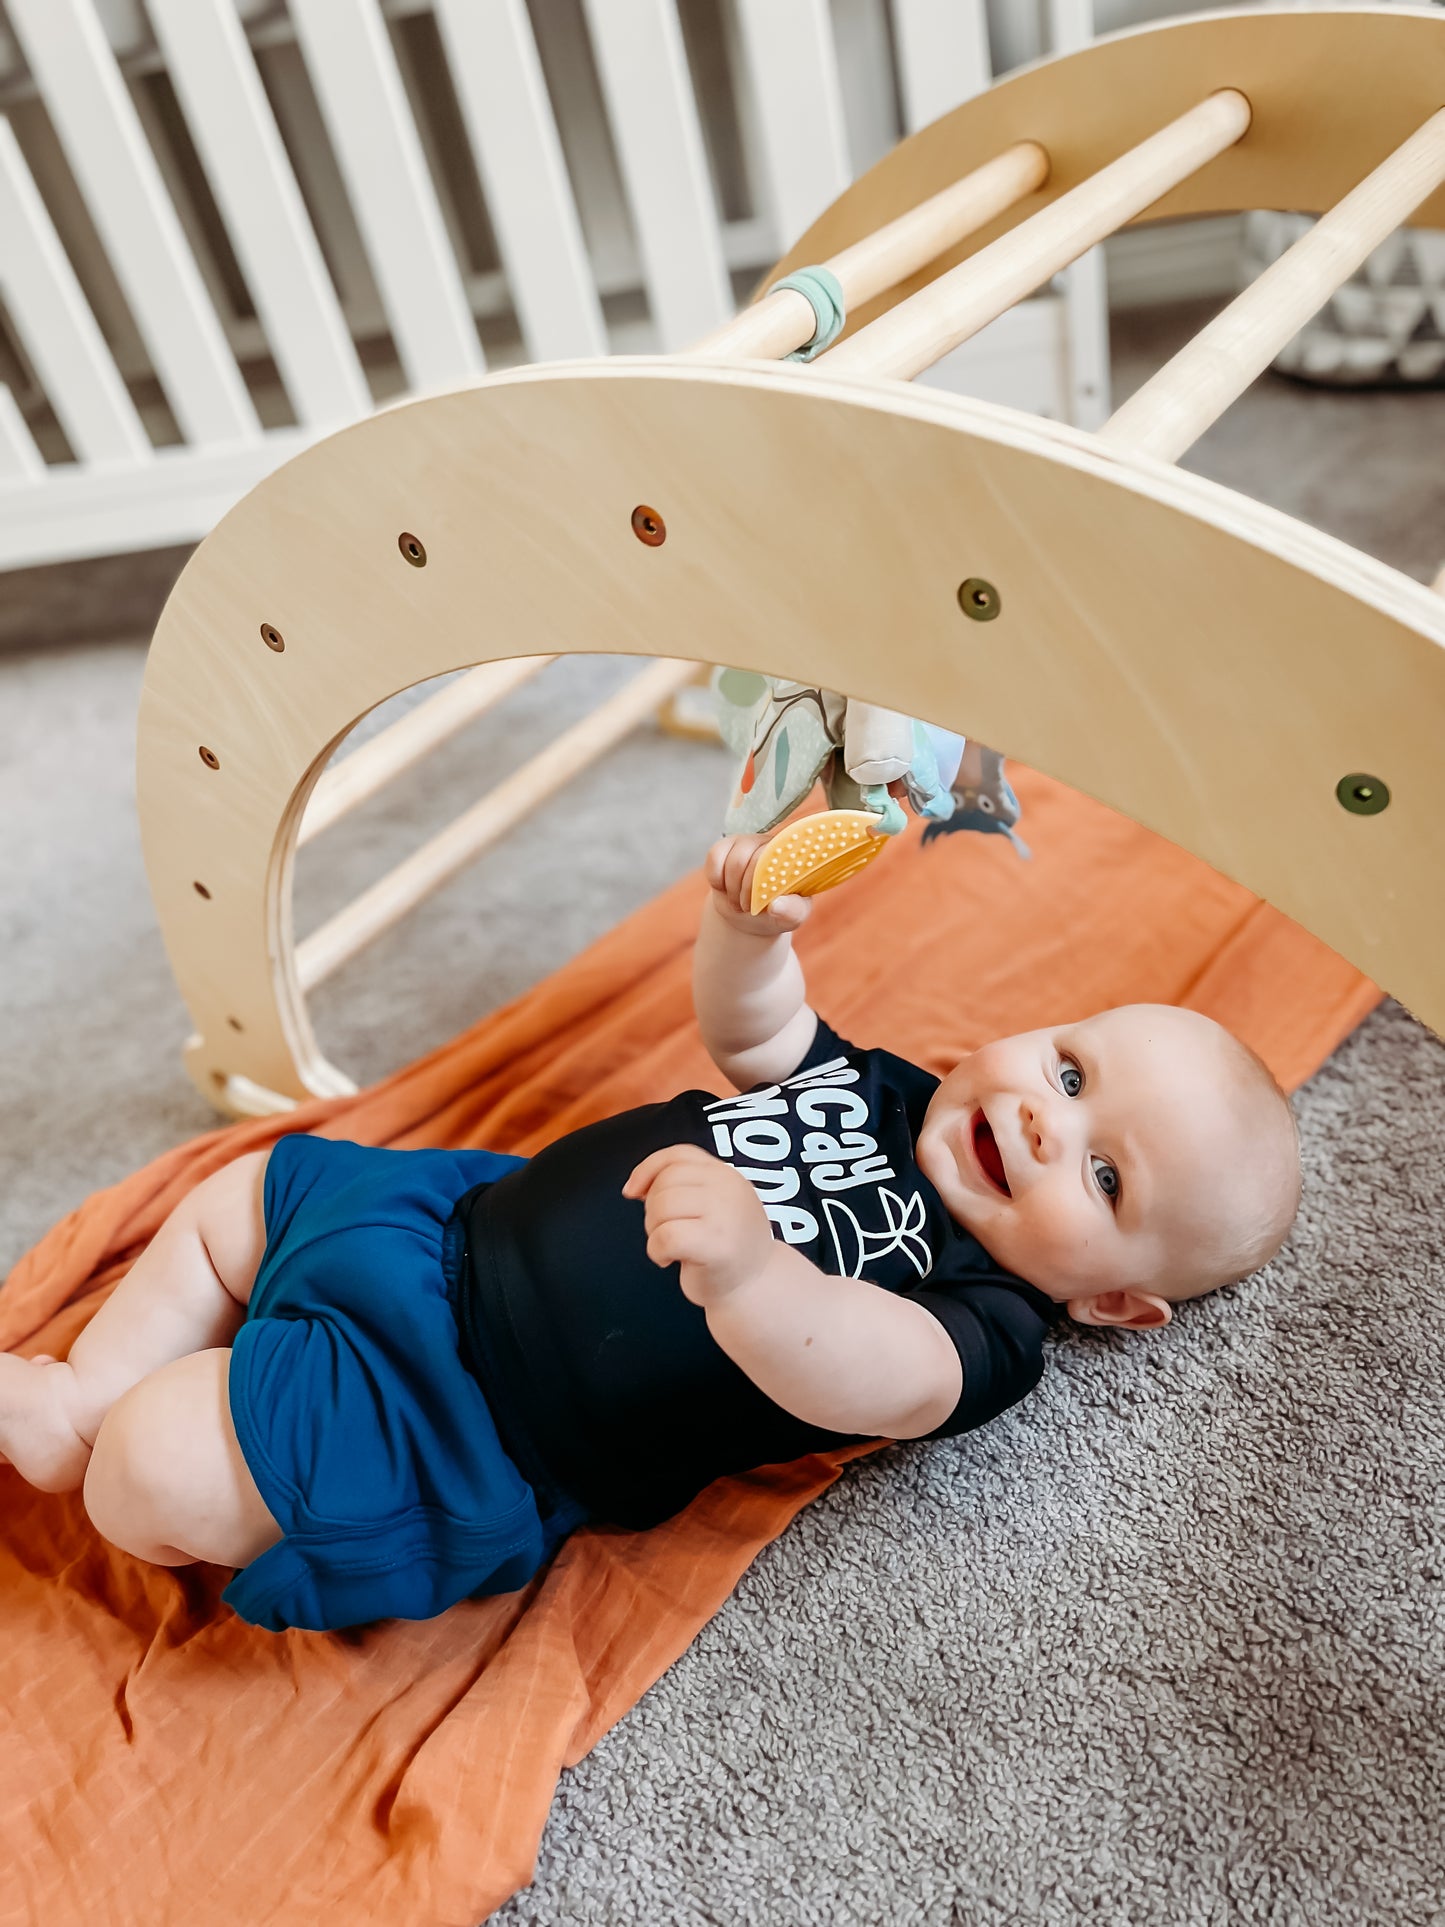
1335, 773, 1389, 816
957, 578, 1001, 622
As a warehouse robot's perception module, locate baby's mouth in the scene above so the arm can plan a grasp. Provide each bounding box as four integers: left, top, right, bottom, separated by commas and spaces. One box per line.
971, 1110, 1011, 1196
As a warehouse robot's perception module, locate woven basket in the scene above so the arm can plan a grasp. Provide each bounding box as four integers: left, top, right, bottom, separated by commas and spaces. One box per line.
1240, 209, 1445, 387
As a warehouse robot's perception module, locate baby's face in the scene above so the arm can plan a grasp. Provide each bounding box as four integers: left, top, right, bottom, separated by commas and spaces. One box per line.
915, 1004, 1269, 1318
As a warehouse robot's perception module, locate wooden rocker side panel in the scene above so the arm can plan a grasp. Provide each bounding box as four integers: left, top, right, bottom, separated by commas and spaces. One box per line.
137, 363, 1445, 1104
767, 5, 1445, 340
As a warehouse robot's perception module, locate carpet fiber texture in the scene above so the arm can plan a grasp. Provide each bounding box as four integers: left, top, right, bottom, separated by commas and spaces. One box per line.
495, 996, 1445, 1925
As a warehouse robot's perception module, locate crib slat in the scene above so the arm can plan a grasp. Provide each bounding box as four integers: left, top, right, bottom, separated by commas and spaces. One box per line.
581, 0, 733, 349
431, 0, 606, 362
288, 0, 483, 386
1100, 106, 1445, 462
1055, 230, 1110, 427
889, 0, 992, 132
0, 120, 152, 467
733, 0, 850, 251
1047, 0, 1111, 427
5, 0, 258, 448
0, 383, 44, 481
144, 0, 370, 428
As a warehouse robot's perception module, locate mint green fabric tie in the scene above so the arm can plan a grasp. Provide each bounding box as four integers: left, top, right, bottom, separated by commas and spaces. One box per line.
770, 266, 845, 361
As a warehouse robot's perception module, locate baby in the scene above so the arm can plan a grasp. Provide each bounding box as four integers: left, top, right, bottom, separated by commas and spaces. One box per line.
0, 834, 1300, 1633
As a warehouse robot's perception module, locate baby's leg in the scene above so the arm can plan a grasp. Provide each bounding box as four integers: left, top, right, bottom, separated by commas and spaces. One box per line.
82, 1347, 281, 1569
0, 1148, 270, 1492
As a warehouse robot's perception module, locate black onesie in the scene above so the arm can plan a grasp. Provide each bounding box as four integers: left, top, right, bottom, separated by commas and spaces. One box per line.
452, 1017, 1059, 1530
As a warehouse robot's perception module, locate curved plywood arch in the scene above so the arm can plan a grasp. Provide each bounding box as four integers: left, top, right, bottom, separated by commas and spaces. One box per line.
138, 360, 1445, 1108
767, 5, 1445, 340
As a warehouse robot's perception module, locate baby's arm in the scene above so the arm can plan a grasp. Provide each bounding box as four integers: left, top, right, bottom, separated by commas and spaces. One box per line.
693, 835, 818, 1091
674, 835, 958, 1435
623, 1146, 962, 1440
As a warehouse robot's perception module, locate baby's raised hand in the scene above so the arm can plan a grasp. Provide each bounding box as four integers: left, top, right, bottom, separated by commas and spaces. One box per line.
704, 834, 812, 937
622, 1144, 776, 1305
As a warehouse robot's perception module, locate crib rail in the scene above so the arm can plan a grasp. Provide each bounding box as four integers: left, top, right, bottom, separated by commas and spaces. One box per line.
0, 0, 1107, 574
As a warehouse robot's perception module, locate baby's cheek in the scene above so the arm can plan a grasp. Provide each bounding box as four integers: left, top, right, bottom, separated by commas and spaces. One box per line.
1012, 1193, 1101, 1285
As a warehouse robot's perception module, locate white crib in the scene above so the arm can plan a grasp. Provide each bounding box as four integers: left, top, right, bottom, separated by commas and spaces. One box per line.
0, 0, 1110, 573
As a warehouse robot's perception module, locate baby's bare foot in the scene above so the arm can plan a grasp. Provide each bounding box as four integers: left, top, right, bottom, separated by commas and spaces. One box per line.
0, 1353, 92, 1493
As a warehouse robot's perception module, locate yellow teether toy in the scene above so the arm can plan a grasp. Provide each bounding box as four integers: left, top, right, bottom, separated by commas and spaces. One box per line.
750, 809, 889, 913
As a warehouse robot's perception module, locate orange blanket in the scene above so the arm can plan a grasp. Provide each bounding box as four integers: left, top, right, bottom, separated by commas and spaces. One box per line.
0, 770, 1376, 1927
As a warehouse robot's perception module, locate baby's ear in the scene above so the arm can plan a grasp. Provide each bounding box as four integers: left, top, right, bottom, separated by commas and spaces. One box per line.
1068, 1289, 1172, 1331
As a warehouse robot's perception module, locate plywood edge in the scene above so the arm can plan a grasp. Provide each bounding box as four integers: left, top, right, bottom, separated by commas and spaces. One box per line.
137, 358, 1445, 1106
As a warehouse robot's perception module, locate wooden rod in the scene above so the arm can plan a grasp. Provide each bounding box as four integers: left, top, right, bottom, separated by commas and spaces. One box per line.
299, 655, 554, 845
817, 89, 1252, 383
685, 140, 1050, 363
1101, 107, 1445, 463
295, 657, 698, 991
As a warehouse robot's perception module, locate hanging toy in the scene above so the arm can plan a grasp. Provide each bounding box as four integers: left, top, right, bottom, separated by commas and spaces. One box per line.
711, 669, 1029, 914
711, 672, 953, 833
920, 739, 1030, 858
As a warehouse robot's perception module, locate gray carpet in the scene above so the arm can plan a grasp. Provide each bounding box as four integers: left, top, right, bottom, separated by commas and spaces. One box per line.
499, 999, 1445, 1927
3, 306, 1444, 1925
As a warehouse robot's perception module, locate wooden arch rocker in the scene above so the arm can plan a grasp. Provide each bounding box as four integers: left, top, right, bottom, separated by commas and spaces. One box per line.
137, 3, 1445, 1118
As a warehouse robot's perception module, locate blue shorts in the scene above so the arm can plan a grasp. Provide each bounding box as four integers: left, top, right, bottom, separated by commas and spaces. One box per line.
222, 1134, 583, 1634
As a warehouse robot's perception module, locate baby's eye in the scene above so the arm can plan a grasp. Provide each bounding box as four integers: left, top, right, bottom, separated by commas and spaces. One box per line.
1059, 1057, 1083, 1098
1091, 1156, 1120, 1203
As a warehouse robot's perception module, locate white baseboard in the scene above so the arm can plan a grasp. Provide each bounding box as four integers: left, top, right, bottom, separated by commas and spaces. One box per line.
1103, 215, 1246, 309
916, 293, 1071, 421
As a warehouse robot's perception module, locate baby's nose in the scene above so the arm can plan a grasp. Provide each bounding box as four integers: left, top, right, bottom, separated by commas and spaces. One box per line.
1020, 1099, 1061, 1162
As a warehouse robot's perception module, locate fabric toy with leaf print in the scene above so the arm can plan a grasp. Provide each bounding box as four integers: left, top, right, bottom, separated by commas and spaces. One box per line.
710, 668, 1029, 861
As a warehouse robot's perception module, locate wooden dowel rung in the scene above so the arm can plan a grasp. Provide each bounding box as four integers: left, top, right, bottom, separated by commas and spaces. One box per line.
1100, 106, 1445, 464
686, 141, 1049, 363
295, 657, 699, 991
827, 142, 1050, 308
690, 285, 819, 365
299, 655, 554, 846
817, 89, 1252, 383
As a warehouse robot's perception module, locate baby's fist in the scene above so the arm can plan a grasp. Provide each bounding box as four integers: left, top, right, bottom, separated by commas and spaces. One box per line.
622, 1144, 776, 1304
704, 834, 812, 936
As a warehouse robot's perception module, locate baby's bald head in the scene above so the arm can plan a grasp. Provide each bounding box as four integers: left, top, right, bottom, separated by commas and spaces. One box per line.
916, 1004, 1301, 1327
1149, 1015, 1300, 1304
